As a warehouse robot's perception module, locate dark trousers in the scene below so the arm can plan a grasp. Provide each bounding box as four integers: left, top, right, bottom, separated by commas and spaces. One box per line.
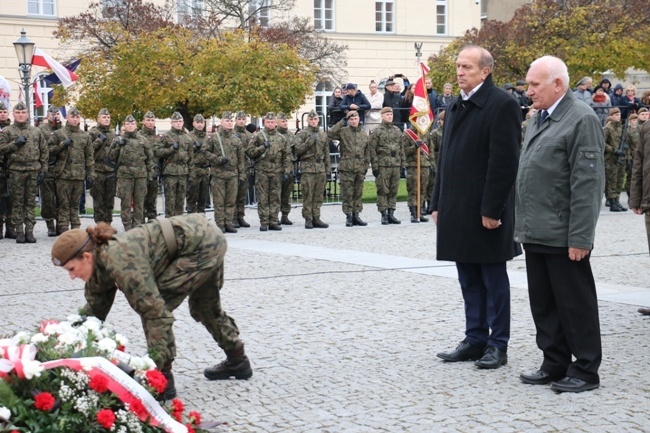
456, 262, 511, 351
524, 248, 601, 383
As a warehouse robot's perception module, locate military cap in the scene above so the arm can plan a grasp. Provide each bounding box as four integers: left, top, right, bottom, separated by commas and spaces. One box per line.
515, 80, 526, 86
638, 107, 648, 114
380, 107, 393, 114
344, 83, 357, 90
264, 112, 276, 120
235, 111, 247, 119
629, 113, 639, 120
277, 112, 288, 120
221, 111, 233, 120
144, 111, 156, 119
48, 105, 60, 114
124, 114, 136, 123
98, 108, 110, 116
609, 107, 621, 115
51, 228, 91, 267
194, 113, 205, 122
68, 106, 80, 116
346, 110, 359, 119
13, 101, 27, 111
0, 101, 7, 111
307, 110, 319, 119
171, 111, 183, 120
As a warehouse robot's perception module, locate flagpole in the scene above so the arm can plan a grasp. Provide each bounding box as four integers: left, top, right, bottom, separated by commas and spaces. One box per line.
414, 42, 423, 219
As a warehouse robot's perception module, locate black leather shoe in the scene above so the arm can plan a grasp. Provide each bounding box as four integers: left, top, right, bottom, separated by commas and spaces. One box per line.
437, 342, 485, 362
638, 307, 650, 315
269, 224, 282, 231
520, 369, 562, 385
259, 225, 268, 232
474, 346, 507, 369
550, 376, 599, 393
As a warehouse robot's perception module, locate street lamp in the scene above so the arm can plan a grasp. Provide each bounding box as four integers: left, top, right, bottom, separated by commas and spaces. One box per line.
13, 29, 35, 122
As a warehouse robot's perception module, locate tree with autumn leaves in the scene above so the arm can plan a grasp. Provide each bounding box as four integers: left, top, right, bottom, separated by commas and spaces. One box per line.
428, 0, 650, 90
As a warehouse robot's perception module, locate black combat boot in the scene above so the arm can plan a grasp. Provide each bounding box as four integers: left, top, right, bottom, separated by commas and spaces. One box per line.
5, 227, 17, 239
237, 217, 250, 228
25, 231, 36, 243
203, 344, 253, 380
420, 213, 429, 223
387, 209, 401, 224
16, 233, 26, 244
616, 198, 628, 211
313, 218, 329, 228
345, 214, 353, 227
409, 206, 419, 223
160, 361, 177, 400
609, 199, 622, 212
605, 198, 612, 207
232, 219, 240, 229
381, 210, 389, 225
305, 219, 313, 229
281, 214, 293, 225
225, 223, 238, 233
259, 224, 268, 231
352, 213, 367, 226
269, 223, 282, 231
46, 221, 57, 237
217, 224, 226, 232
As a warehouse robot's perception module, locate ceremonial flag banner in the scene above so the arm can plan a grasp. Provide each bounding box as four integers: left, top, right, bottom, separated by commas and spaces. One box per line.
409, 62, 434, 135
32, 48, 78, 88
32, 81, 43, 109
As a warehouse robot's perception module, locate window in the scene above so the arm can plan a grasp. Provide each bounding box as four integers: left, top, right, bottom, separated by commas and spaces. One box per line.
436, 0, 447, 35
315, 80, 335, 125
375, 1, 394, 33
27, 0, 55, 16
314, 0, 334, 32
177, 0, 204, 23
249, 0, 271, 28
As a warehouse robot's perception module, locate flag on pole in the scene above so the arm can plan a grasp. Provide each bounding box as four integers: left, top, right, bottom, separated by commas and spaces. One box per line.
409, 61, 434, 135
32, 48, 79, 88
32, 81, 43, 109
404, 128, 430, 155
43, 59, 81, 86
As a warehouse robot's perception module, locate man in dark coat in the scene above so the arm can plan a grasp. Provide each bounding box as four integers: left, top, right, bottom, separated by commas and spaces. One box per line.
431, 45, 522, 370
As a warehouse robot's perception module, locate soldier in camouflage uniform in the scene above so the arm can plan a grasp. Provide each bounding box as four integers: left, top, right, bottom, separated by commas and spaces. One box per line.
0, 101, 48, 243
624, 114, 640, 201
233, 111, 252, 228
423, 111, 443, 214
186, 114, 210, 214
109, 115, 154, 231
154, 112, 193, 217
401, 131, 431, 223
369, 107, 405, 224
204, 112, 245, 233
51, 213, 253, 400
604, 107, 627, 212
48, 107, 95, 233
276, 112, 296, 225
89, 108, 118, 224
294, 110, 330, 229
246, 113, 292, 231
0, 101, 14, 239
39, 105, 63, 236
140, 111, 160, 221
328, 110, 370, 227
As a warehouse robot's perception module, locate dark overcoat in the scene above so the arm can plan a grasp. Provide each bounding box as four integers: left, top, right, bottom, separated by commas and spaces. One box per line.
431, 74, 522, 263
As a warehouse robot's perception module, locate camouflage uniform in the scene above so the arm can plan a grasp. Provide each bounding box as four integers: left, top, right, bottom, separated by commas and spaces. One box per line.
603, 119, 625, 205
276, 114, 296, 224
204, 127, 245, 231
154, 123, 193, 217
79, 213, 246, 371
423, 126, 442, 208
246, 120, 291, 229
139, 122, 160, 221
39, 118, 62, 235
0, 118, 48, 240
369, 120, 405, 222
49, 122, 95, 232
327, 117, 370, 219
0, 117, 13, 238
624, 121, 640, 197
294, 121, 330, 226
233, 116, 253, 226
186, 127, 210, 214
401, 134, 431, 222
109, 128, 154, 230
89, 122, 118, 224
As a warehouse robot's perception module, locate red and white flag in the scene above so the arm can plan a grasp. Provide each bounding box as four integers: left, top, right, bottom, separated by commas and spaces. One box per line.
32, 81, 43, 109
409, 61, 434, 135
32, 48, 78, 88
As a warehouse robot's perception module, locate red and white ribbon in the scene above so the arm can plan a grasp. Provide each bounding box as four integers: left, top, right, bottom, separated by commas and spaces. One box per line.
0, 343, 39, 379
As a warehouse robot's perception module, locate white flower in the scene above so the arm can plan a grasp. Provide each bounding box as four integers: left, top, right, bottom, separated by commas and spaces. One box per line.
114, 333, 128, 347
129, 355, 156, 371
13, 332, 31, 344
22, 360, 44, 379
83, 317, 102, 333
30, 333, 49, 344
97, 338, 117, 353
0, 406, 10, 421
57, 332, 79, 347
67, 314, 82, 323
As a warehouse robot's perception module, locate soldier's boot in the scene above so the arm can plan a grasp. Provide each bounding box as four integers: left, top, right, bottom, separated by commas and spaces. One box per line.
609, 199, 622, 212
237, 217, 251, 228
46, 221, 58, 237
217, 224, 226, 233
312, 218, 329, 229
605, 198, 612, 207
5, 227, 17, 239
16, 232, 26, 244
380, 210, 389, 225
225, 223, 238, 234
345, 214, 354, 227
232, 219, 240, 229
160, 361, 177, 400
616, 198, 628, 211
387, 209, 401, 224
409, 206, 420, 223
419, 213, 429, 223
203, 344, 253, 381
305, 219, 314, 229
269, 223, 282, 231
57, 226, 68, 235
352, 213, 367, 226
281, 214, 293, 225
259, 224, 269, 232
25, 231, 36, 243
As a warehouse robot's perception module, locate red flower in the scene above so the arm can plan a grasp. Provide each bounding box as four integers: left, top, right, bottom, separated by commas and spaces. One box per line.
97, 409, 116, 429
185, 423, 196, 433
127, 398, 148, 420
116, 345, 126, 352
189, 411, 202, 425
34, 392, 56, 411
89, 375, 110, 393
171, 398, 184, 413
145, 369, 168, 395
173, 411, 182, 422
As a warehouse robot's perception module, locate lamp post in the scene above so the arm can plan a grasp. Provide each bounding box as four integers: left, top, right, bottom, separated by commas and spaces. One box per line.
13, 29, 35, 123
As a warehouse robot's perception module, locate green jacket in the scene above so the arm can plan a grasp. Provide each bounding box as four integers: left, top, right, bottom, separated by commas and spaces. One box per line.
89, 125, 118, 173
188, 129, 210, 177
246, 128, 292, 175
48, 123, 95, 180
369, 121, 404, 169
294, 126, 330, 174
154, 128, 193, 176
327, 120, 369, 173
401, 134, 431, 168
603, 120, 623, 164
204, 129, 245, 180
108, 130, 154, 179
0, 121, 48, 173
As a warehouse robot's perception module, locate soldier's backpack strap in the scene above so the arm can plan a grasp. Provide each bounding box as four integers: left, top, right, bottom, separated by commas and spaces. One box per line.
157, 217, 178, 261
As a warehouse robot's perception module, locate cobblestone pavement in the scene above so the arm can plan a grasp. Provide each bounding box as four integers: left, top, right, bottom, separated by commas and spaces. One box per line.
1, 196, 650, 432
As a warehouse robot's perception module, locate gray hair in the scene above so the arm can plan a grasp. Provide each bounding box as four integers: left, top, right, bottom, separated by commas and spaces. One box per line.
530, 56, 569, 89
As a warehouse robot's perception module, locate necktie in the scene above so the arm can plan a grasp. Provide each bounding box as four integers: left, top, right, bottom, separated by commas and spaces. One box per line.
538, 110, 549, 127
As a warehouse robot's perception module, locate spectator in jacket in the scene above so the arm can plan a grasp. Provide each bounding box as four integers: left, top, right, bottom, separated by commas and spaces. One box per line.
624, 85, 642, 119
327, 86, 344, 126
382, 79, 403, 124
572, 77, 592, 105
610, 83, 628, 117
591, 86, 612, 126
365, 80, 384, 133
437, 83, 455, 110
598, 78, 613, 96
339, 83, 371, 124
425, 77, 439, 114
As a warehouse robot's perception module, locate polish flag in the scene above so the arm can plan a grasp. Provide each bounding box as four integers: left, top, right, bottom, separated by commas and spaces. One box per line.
32, 48, 78, 88
32, 81, 43, 109
409, 61, 434, 135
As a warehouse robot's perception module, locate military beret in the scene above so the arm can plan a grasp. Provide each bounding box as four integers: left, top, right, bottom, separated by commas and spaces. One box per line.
48, 105, 60, 114
13, 101, 27, 111
346, 110, 359, 118
380, 107, 393, 114
638, 107, 648, 114
609, 107, 621, 115
264, 112, 276, 120
171, 111, 183, 120
124, 114, 136, 123
515, 80, 526, 86
277, 112, 288, 120
221, 111, 233, 120
51, 228, 91, 267
307, 110, 319, 119
194, 113, 205, 122
629, 113, 639, 120
144, 111, 156, 119
0, 101, 7, 111
235, 111, 247, 119
98, 108, 110, 116
68, 106, 80, 116
344, 83, 357, 90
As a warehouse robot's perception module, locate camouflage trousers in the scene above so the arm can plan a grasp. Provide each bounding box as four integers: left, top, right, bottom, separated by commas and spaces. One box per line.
255, 171, 282, 225
405, 166, 431, 208
162, 175, 187, 217
425, 167, 435, 206
145, 177, 159, 221
280, 173, 294, 215
57, 179, 84, 230
186, 174, 210, 214
376, 166, 400, 211
8, 170, 37, 234
605, 158, 624, 199
91, 171, 116, 224
235, 169, 253, 218
40, 176, 57, 223
340, 170, 365, 215
211, 176, 237, 226
301, 172, 326, 220
0, 175, 12, 230
116, 177, 147, 231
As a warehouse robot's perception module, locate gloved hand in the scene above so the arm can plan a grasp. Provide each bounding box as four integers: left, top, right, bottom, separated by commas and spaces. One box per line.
36, 171, 46, 185
118, 137, 127, 147
415, 140, 423, 148
86, 176, 94, 190
263, 141, 271, 148
372, 169, 379, 178
219, 156, 229, 165
238, 178, 244, 187
14, 136, 27, 147
282, 173, 289, 182
614, 149, 624, 156
172, 141, 179, 150
99, 133, 107, 142
194, 141, 202, 150
63, 138, 73, 147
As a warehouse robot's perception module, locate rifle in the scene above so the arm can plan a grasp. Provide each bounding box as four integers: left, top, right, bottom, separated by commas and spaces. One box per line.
617, 121, 629, 165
